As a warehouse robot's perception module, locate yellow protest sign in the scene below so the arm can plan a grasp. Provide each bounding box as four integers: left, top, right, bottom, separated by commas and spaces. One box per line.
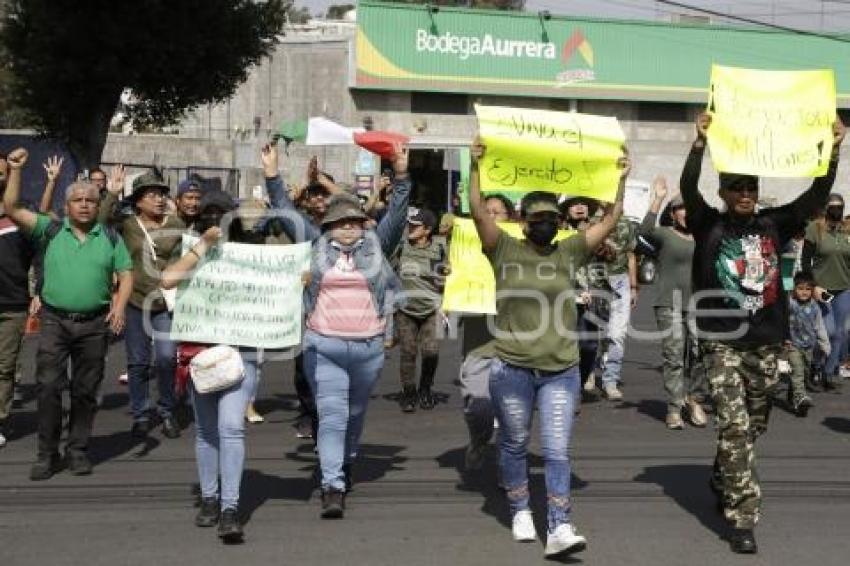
475, 104, 625, 202
706, 65, 836, 177
442, 218, 575, 314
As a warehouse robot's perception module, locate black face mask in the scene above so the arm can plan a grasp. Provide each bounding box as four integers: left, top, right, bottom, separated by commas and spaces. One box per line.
827, 206, 844, 222
526, 219, 558, 246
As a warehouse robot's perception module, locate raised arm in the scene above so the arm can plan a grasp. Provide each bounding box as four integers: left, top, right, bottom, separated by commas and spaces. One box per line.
585, 150, 630, 251
783, 118, 845, 222
308, 155, 343, 197
260, 143, 320, 242
680, 113, 711, 227
640, 175, 668, 238
375, 142, 411, 255
468, 136, 501, 253
2, 148, 38, 231
161, 227, 222, 289
97, 164, 126, 226
39, 155, 63, 214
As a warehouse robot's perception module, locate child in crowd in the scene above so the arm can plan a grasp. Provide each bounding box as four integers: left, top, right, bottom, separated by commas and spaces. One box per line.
786, 271, 830, 416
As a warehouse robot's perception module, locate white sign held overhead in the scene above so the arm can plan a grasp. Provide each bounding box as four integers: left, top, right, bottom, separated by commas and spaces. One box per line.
623, 180, 651, 224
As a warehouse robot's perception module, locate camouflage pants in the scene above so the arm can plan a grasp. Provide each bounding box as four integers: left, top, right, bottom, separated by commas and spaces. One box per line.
654, 307, 706, 413
396, 311, 440, 389
702, 341, 781, 529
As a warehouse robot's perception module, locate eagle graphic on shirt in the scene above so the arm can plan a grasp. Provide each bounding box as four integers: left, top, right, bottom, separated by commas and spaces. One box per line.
715, 235, 780, 313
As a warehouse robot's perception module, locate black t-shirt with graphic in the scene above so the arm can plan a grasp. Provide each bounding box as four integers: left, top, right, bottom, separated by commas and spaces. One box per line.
680, 144, 837, 346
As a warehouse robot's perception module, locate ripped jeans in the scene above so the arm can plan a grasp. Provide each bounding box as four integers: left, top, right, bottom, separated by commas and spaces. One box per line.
489, 359, 580, 532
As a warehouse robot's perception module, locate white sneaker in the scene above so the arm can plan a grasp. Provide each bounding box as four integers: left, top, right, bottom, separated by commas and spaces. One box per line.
604, 383, 623, 401
545, 523, 587, 557
511, 509, 537, 542
583, 372, 596, 392
0, 432, 6, 448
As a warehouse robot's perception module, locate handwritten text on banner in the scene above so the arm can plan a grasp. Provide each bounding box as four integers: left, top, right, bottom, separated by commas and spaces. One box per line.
170, 236, 310, 349
475, 104, 625, 201
706, 65, 835, 178
442, 218, 574, 315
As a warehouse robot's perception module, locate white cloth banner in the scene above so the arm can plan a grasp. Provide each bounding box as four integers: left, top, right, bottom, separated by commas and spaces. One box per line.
305, 117, 364, 146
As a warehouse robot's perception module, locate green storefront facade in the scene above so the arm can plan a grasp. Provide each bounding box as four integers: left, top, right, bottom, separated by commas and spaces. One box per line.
355, 1, 850, 106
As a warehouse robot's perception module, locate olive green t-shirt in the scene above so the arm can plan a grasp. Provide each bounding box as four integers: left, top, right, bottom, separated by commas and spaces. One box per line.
805, 221, 850, 291
486, 231, 590, 371
398, 238, 447, 318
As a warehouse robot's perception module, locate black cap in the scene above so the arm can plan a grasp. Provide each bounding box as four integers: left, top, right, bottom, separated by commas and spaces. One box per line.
719, 172, 759, 191
199, 190, 236, 213
408, 207, 437, 231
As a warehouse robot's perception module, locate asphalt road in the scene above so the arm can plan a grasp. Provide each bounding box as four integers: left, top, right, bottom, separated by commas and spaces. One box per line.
1, 300, 849, 566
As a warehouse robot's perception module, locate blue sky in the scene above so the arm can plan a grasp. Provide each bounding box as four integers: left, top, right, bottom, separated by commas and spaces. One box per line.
295, 1, 850, 32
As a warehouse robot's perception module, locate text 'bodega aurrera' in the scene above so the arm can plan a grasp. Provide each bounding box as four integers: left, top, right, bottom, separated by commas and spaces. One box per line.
416, 29, 556, 61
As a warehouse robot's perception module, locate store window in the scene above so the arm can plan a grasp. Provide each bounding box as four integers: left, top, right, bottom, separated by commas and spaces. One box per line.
411, 92, 469, 115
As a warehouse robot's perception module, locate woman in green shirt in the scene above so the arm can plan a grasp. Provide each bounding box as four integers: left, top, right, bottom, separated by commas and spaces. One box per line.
802, 193, 850, 389
468, 137, 628, 559
640, 176, 707, 430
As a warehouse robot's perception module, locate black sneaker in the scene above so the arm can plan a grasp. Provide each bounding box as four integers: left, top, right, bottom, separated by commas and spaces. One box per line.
729, 528, 757, 554
65, 451, 93, 476
196, 497, 220, 527
217, 508, 244, 543
321, 489, 345, 519
131, 420, 150, 440
30, 453, 63, 481
419, 387, 436, 410
161, 416, 181, 439
400, 386, 417, 413
793, 394, 814, 417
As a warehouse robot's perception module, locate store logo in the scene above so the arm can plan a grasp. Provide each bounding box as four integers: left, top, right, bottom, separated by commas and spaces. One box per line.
557, 30, 595, 84
415, 29, 556, 61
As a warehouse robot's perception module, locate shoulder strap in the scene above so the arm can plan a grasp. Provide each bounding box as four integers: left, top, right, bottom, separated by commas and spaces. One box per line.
103, 224, 120, 248
43, 220, 63, 248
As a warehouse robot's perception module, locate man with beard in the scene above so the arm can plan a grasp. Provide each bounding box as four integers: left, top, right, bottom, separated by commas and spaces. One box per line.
100, 173, 185, 440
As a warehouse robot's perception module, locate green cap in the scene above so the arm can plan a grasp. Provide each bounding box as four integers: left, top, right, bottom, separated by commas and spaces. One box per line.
524, 200, 560, 215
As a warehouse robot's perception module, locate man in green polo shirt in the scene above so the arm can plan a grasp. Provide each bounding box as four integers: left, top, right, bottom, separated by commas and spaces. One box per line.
2, 148, 133, 481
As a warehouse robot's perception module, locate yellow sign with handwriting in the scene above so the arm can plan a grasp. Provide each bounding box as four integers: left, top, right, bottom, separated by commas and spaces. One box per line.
707, 65, 835, 177
442, 218, 575, 314
475, 104, 625, 202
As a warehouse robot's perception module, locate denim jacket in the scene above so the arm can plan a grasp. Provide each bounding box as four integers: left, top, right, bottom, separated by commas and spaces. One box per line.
263, 173, 411, 323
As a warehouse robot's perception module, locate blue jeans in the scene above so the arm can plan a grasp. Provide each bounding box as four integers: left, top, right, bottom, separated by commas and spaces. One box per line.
821, 289, 850, 381
489, 359, 580, 532
303, 330, 384, 491
600, 273, 631, 387
125, 305, 177, 422
191, 352, 257, 511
